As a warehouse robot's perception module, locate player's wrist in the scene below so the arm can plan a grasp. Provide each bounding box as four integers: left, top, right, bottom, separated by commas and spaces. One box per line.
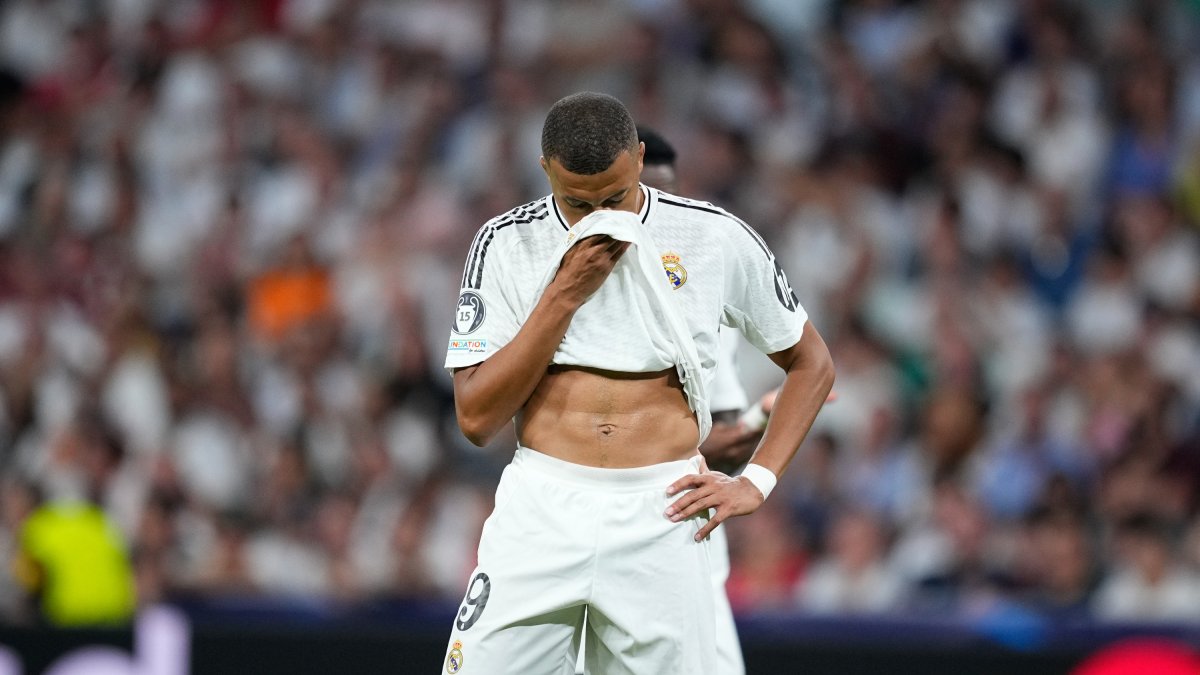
541, 282, 587, 316
740, 463, 777, 500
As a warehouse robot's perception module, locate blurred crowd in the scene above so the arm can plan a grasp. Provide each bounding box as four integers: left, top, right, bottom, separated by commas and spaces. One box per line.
1, 0, 1200, 627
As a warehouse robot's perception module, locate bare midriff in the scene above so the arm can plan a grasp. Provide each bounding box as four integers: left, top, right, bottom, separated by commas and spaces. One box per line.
516, 365, 700, 468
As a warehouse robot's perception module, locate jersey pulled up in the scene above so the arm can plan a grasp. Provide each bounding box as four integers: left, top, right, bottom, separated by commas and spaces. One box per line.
531, 208, 712, 441
445, 186, 807, 409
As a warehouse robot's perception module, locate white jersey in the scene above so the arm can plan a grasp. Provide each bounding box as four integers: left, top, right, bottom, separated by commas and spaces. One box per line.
709, 328, 750, 414
445, 186, 807, 396
533, 209, 702, 377
531, 208, 715, 441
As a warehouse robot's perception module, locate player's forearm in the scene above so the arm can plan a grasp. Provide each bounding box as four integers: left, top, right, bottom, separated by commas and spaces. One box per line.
665, 324, 832, 537
453, 292, 579, 446
748, 321, 835, 477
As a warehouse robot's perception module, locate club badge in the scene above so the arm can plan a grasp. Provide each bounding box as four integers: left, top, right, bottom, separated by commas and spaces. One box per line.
446, 640, 464, 673
662, 252, 687, 290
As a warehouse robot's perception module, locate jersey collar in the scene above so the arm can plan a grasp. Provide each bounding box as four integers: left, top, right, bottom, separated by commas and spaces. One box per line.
638, 184, 655, 224
550, 185, 654, 231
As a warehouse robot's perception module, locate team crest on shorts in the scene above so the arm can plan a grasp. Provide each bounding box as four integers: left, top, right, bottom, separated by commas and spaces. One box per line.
446, 640, 464, 673
661, 252, 687, 289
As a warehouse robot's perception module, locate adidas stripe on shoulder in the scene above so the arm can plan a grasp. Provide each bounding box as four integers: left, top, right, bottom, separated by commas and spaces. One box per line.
461, 199, 549, 289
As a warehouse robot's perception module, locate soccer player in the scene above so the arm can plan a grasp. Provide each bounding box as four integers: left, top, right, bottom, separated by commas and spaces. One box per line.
442, 92, 834, 674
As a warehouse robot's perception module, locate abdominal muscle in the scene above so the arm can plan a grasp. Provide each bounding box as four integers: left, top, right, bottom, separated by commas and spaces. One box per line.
516, 365, 700, 468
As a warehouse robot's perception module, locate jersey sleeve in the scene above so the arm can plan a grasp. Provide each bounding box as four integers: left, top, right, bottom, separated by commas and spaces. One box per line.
444, 222, 523, 371
721, 219, 808, 355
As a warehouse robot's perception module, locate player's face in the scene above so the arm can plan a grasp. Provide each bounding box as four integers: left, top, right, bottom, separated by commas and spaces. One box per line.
639, 162, 678, 193
541, 143, 645, 227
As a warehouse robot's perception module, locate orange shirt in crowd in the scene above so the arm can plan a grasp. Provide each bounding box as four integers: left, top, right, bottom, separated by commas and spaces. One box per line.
247, 267, 332, 341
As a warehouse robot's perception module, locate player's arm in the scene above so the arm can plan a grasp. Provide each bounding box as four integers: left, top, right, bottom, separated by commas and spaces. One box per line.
666, 322, 833, 539
665, 213, 833, 540
453, 236, 629, 446
749, 321, 834, 479
703, 373, 834, 473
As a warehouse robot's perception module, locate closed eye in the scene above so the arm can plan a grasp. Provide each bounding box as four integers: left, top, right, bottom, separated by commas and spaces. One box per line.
604, 191, 628, 207
563, 190, 628, 211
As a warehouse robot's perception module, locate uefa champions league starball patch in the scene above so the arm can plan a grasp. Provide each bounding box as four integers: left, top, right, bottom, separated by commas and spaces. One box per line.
446, 640, 464, 673
661, 252, 687, 289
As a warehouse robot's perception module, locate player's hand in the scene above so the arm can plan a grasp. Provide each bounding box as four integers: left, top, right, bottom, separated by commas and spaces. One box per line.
698, 423, 761, 475
664, 469, 765, 542
550, 235, 629, 305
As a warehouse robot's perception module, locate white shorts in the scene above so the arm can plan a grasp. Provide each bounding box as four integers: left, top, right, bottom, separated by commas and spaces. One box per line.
576, 526, 742, 675
442, 447, 716, 675
709, 525, 745, 675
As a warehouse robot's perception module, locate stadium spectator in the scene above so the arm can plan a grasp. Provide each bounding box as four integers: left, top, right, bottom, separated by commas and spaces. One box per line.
12, 420, 136, 626
797, 507, 904, 615
1020, 508, 1096, 619
726, 497, 808, 614
1093, 514, 1200, 622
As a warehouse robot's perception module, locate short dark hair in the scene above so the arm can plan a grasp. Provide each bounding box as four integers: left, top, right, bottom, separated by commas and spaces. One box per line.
541, 92, 638, 175
636, 125, 676, 167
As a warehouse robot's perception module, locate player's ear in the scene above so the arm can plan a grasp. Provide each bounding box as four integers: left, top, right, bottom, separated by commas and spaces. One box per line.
539, 156, 550, 177
637, 142, 645, 170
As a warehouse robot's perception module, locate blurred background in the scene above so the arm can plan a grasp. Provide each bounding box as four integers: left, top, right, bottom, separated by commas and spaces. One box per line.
1, 0, 1200, 672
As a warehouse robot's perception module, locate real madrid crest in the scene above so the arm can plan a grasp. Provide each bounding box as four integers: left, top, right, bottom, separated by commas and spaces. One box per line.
661, 252, 687, 290
446, 640, 464, 673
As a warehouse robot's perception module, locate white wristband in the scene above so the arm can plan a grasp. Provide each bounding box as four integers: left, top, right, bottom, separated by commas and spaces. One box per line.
738, 404, 768, 431
740, 463, 777, 500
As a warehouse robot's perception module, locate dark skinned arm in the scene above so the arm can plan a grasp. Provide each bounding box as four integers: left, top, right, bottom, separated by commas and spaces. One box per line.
666, 320, 835, 541
452, 236, 629, 446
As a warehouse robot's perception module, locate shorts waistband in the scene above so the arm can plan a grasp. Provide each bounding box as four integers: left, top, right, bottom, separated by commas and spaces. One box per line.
513, 446, 702, 492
